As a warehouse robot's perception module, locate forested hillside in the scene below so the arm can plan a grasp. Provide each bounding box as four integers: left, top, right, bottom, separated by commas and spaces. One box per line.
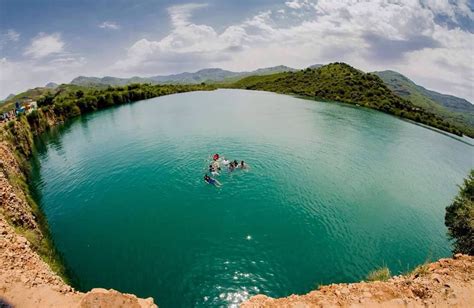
229, 63, 468, 137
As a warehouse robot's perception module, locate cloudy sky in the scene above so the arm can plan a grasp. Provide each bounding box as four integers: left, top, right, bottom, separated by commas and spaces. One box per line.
0, 0, 473, 101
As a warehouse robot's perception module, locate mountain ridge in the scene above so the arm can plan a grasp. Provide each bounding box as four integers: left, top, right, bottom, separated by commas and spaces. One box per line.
3, 63, 472, 137
373, 70, 473, 113
69, 65, 471, 106
70, 65, 297, 87
228, 62, 470, 137
374, 70, 473, 134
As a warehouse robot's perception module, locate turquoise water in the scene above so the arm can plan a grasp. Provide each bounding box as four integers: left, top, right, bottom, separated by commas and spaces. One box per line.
30, 89, 473, 307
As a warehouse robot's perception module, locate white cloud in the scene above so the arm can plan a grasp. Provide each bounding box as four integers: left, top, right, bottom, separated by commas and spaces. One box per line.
285, 0, 302, 9
1, 31, 86, 97
6, 29, 20, 42
23, 33, 64, 58
1, 1, 473, 102
111, 0, 473, 101
421, 0, 474, 20
0, 29, 20, 49
168, 3, 208, 27
112, 3, 247, 74
99, 21, 120, 30
0, 56, 87, 97
285, 0, 309, 9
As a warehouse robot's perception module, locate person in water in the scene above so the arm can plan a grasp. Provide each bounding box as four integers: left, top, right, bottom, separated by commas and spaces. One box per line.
239, 160, 247, 169
212, 160, 221, 170
222, 157, 230, 166
228, 161, 235, 172
204, 174, 221, 186
209, 164, 219, 176
213, 153, 220, 161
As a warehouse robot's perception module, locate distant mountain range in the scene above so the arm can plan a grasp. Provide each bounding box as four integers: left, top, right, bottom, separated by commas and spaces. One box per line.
0, 93, 15, 102
45, 82, 59, 89
373, 70, 474, 129
2, 63, 472, 136
70, 65, 297, 87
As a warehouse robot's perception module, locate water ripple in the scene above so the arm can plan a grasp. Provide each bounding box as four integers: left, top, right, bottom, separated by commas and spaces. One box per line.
29, 89, 473, 308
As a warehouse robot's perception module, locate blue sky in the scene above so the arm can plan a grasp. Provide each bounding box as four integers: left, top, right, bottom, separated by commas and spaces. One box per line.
0, 0, 473, 101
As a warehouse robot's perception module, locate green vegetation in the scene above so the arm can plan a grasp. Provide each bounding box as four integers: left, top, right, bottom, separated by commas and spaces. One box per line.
1, 83, 215, 114
228, 63, 467, 137
374, 70, 474, 138
366, 266, 391, 281
1, 87, 55, 113
445, 170, 474, 255
410, 263, 430, 277
36, 83, 213, 118
1, 83, 215, 137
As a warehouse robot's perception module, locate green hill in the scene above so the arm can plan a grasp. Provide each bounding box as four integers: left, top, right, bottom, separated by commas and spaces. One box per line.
374, 70, 473, 136
229, 62, 468, 137
70, 76, 153, 87
0, 84, 105, 114
1, 87, 53, 113
0, 93, 15, 103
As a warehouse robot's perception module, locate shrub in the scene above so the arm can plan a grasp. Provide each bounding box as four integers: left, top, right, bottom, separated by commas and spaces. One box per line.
26, 109, 39, 121
37, 93, 55, 107
411, 263, 430, 277
445, 170, 474, 255
366, 266, 391, 281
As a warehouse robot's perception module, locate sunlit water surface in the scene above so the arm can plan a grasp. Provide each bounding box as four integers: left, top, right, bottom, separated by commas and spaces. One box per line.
30, 89, 473, 307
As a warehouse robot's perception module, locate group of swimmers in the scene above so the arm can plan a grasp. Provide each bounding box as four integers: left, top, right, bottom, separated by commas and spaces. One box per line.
204, 153, 248, 186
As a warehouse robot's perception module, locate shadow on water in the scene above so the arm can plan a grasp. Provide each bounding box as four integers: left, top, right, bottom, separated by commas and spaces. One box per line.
28, 160, 83, 290
27, 171, 83, 291
29, 117, 88, 290
33, 102, 127, 156
33, 118, 78, 156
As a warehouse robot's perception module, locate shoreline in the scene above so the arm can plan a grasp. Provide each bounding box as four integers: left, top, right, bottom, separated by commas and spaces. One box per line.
243, 254, 473, 307
1, 87, 472, 307
222, 87, 473, 142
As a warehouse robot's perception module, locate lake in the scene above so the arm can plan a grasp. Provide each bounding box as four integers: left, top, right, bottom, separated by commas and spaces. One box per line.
30, 89, 473, 307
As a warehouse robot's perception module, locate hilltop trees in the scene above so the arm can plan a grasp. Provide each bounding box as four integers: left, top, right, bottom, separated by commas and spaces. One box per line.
37, 92, 55, 107
230, 63, 464, 136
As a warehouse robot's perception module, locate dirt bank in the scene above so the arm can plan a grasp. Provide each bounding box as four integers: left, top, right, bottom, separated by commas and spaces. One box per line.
243, 254, 474, 307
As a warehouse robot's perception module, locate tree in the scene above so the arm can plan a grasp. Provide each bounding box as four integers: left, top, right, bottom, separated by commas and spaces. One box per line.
38, 93, 55, 107
76, 90, 84, 99
445, 170, 474, 255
